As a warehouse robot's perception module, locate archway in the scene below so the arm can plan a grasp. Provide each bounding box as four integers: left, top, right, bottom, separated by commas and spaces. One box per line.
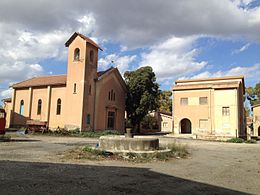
180, 118, 192, 134
258, 126, 260, 136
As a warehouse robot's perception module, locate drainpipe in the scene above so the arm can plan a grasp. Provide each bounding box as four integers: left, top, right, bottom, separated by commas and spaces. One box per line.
92, 78, 97, 131
46, 86, 52, 128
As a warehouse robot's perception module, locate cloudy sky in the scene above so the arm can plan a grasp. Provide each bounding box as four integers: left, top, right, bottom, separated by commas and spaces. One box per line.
0, 0, 260, 99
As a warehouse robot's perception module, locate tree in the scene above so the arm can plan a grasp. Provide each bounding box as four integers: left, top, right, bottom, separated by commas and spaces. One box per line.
124, 66, 160, 133
255, 82, 260, 99
246, 82, 260, 105
246, 87, 254, 97
158, 90, 172, 112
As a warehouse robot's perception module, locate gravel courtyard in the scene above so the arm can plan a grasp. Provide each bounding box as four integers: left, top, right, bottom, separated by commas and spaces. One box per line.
0, 134, 259, 194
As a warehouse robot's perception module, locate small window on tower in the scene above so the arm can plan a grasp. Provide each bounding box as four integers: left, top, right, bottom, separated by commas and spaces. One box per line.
74, 48, 80, 61
73, 83, 77, 94
90, 50, 94, 63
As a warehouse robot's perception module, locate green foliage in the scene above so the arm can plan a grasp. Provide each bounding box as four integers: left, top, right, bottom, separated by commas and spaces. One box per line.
246, 82, 260, 105
255, 82, 260, 99
39, 129, 121, 138
83, 146, 107, 156
252, 99, 260, 106
80, 130, 121, 138
226, 138, 244, 143
246, 86, 255, 96
245, 139, 257, 144
141, 115, 159, 130
124, 66, 160, 132
158, 90, 172, 112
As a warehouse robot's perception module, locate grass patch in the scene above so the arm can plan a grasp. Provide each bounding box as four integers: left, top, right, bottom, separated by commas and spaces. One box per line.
0, 135, 11, 142
64, 142, 189, 163
79, 130, 121, 138
245, 139, 257, 144
33, 129, 121, 138
226, 138, 244, 143
226, 138, 257, 144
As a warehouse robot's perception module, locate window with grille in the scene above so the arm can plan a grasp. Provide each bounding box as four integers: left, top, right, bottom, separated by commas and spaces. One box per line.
199, 119, 208, 129
199, 97, 208, 105
222, 107, 230, 116
180, 98, 188, 105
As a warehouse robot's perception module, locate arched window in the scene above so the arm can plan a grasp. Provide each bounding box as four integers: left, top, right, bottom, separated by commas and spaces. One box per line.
37, 99, 42, 115
108, 90, 115, 101
56, 98, 61, 115
89, 85, 91, 95
74, 83, 77, 94
87, 114, 90, 125
74, 48, 80, 61
90, 50, 94, 63
20, 100, 24, 115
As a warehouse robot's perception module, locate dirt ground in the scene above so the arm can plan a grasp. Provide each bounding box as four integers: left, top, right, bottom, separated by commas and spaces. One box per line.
0, 133, 259, 194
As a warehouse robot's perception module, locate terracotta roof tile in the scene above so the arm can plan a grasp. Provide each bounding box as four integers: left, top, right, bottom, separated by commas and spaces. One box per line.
65, 32, 103, 50
12, 68, 114, 89
172, 81, 240, 91
12, 75, 67, 89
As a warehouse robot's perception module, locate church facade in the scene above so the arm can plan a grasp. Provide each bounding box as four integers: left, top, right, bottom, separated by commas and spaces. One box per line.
8, 32, 127, 132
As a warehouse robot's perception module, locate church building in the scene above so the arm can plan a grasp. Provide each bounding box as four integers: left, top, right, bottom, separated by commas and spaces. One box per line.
7, 32, 127, 132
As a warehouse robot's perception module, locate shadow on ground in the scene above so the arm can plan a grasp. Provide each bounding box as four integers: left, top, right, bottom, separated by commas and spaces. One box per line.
0, 139, 40, 142
0, 160, 248, 194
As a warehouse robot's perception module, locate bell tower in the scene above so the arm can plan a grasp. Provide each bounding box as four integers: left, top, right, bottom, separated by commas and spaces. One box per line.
64, 32, 102, 130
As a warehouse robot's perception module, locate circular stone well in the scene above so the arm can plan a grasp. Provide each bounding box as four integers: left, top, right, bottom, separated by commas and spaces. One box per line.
99, 136, 159, 152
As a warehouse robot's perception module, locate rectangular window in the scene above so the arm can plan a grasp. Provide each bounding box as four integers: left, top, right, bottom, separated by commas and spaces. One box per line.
86, 114, 90, 125
180, 98, 188, 105
107, 111, 115, 129
222, 107, 230, 116
199, 119, 208, 129
199, 97, 208, 105
163, 122, 168, 128
255, 116, 260, 122
0, 112, 5, 118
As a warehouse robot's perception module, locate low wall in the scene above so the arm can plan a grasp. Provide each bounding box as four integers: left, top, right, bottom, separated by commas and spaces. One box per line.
99, 136, 159, 152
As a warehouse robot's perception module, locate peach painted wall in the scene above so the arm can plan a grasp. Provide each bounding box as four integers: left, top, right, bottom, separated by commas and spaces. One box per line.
48, 86, 66, 129
64, 36, 86, 129
30, 88, 48, 121
13, 89, 30, 126
95, 72, 126, 132
173, 89, 211, 135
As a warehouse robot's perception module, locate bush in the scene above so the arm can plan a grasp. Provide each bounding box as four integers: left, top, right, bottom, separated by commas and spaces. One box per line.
141, 115, 159, 130
226, 138, 244, 143
245, 139, 257, 144
80, 130, 121, 138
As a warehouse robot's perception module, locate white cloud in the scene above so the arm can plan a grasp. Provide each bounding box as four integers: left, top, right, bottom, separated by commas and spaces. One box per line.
232, 43, 251, 54
139, 36, 207, 83
188, 63, 260, 85
0, 89, 12, 100
98, 54, 136, 74
0, 62, 44, 84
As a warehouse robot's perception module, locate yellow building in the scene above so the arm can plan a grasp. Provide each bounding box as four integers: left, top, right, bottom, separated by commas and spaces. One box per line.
252, 104, 260, 136
7, 32, 127, 132
172, 76, 246, 140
